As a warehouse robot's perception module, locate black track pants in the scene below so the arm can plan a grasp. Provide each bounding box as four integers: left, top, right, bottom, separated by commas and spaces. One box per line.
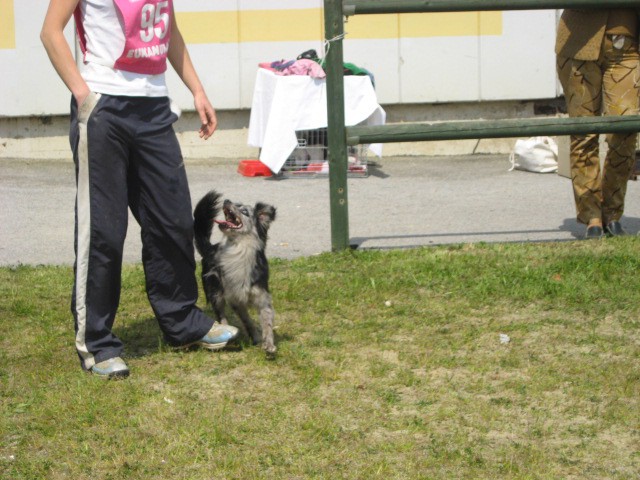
69, 93, 213, 370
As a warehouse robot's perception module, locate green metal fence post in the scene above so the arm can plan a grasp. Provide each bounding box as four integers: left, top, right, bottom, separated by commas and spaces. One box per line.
324, 0, 350, 251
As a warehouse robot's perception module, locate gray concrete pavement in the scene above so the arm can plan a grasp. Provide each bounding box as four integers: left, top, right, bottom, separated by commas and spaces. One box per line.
3, 154, 640, 266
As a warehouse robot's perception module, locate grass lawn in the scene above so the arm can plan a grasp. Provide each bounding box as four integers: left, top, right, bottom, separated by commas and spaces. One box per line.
1, 239, 639, 479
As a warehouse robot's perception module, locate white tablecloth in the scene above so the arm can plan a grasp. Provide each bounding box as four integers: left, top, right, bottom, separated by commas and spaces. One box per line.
248, 68, 386, 174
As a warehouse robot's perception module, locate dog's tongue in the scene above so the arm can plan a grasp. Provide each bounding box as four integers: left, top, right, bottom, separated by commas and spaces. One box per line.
214, 219, 233, 228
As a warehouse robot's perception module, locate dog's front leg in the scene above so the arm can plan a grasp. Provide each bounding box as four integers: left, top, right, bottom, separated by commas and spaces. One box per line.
212, 293, 229, 325
233, 304, 261, 345
255, 291, 276, 357
204, 272, 229, 325
260, 305, 276, 357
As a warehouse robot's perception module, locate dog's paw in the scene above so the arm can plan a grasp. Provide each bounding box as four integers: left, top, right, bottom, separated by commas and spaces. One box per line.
264, 345, 277, 360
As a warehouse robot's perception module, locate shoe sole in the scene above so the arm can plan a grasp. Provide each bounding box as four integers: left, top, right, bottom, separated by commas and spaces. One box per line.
90, 369, 130, 380
176, 338, 236, 351
196, 340, 230, 351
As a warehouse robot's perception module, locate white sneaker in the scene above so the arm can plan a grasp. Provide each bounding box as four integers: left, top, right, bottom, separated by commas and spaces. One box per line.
186, 323, 239, 350
90, 357, 130, 379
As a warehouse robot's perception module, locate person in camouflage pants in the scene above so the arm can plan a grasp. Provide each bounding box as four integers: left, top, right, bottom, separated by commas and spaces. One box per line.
556, 9, 640, 239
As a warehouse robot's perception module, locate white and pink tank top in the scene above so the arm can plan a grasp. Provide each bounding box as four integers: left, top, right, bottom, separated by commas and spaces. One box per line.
74, 0, 173, 97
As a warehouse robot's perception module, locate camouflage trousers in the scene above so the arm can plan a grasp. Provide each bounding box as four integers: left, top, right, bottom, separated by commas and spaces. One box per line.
557, 34, 640, 225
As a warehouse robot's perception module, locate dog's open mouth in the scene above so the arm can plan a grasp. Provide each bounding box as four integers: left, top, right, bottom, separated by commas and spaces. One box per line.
214, 207, 242, 230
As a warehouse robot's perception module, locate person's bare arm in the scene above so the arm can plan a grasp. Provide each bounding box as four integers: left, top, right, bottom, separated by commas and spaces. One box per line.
168, 7, 217, 140
41, 0, 90, 106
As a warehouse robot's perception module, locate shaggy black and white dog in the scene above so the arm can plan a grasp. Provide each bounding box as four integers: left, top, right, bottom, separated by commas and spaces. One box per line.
193, 190, 277, 357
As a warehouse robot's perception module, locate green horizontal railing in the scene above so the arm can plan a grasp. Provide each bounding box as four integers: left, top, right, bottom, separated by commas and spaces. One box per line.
343, 0, 640, 15
347, 116, 640, 145
324, 0, 639, 252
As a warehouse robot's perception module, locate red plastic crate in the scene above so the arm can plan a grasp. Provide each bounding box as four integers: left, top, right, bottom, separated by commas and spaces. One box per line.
237, 159, 272, 177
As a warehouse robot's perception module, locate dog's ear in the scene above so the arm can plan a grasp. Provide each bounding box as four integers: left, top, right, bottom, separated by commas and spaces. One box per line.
254, 202, 276, 231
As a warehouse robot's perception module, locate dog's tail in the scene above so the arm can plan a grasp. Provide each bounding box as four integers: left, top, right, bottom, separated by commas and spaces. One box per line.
193, 190, 222, 257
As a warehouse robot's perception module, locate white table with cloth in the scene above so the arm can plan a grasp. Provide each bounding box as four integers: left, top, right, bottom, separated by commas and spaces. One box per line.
247, 68, 386, 174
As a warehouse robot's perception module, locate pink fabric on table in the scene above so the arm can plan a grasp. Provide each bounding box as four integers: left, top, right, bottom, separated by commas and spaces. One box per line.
259, 59, 326, 78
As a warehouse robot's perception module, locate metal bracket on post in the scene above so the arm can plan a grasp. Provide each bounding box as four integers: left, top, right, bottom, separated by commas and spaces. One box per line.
342, 2, 356, 16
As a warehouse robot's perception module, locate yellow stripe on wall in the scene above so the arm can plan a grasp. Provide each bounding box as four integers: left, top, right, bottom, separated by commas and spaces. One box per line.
177, 11, 240, 43
177, 9, 323, 44
479, 12, 502, 35
177, 9, 502, 44
345, 14, 399, 40
400, 12, 501, 37
347, 12, 502, 39
0, 0, 16, 49
240, 9, 323, 43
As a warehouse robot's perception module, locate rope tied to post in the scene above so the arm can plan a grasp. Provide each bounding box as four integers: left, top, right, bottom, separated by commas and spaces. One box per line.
322, 32, 347, 62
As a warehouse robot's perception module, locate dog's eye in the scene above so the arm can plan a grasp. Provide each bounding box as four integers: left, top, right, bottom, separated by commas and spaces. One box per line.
241, 208, 249, 216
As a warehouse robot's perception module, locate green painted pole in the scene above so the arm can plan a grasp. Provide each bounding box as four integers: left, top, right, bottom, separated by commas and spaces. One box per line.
324, 0, 350, 251
343, 0, 640, 16
346, 115, 640, 145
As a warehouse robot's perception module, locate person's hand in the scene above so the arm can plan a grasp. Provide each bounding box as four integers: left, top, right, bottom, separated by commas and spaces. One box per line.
194, 92, 217, 140
74, 86, 91, 108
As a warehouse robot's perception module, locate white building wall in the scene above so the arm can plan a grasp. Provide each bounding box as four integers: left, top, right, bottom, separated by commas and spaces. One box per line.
0, 1, 77, 116
0, 1, 560, 118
